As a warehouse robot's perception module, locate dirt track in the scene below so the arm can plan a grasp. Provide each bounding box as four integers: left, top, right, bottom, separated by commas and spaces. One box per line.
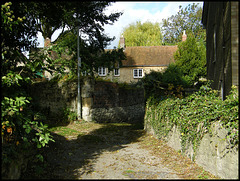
22, 121, 218, 179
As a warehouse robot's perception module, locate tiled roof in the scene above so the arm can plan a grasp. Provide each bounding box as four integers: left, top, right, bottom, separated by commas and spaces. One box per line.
122, 46, 178, 67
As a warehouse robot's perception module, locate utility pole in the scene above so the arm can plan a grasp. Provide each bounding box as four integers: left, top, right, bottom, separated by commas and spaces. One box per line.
77, 26, 81, 119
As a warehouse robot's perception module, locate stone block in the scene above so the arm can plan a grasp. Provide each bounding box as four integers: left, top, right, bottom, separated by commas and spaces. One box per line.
82, 97, 93, 107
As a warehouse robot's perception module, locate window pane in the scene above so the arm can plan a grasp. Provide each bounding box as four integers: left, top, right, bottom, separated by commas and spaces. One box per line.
98, 67, 101, 75
133, 69, 138, 77
102, 67, 105, 75
114, 68, 119, 76
138, 69, 142, 77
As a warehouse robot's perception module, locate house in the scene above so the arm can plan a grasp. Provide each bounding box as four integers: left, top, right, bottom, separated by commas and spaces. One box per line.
39, 35, 179, 83
202, 1, 239, 99
98, 36, 178, 83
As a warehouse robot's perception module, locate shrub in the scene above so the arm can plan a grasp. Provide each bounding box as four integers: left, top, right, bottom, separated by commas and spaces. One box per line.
174, 33, 206, 85
142, 65, 190, 100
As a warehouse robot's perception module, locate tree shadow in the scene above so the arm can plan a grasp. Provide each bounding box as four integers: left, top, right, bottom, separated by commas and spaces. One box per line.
22, 122, 145, 179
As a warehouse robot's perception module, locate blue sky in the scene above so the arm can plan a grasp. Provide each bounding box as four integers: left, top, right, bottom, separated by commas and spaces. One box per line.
133, 2, 169, 13
36, 1, 203, 49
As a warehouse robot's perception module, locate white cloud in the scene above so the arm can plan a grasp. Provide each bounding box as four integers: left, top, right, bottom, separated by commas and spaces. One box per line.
37, 32, 44, 48
104, 1, 203, 49
36, 1, 203, 49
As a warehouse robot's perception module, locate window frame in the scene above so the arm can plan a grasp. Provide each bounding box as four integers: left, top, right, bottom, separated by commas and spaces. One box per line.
133, 69, 143, 78
114, 68, 120, 76
98, 67, 107, 76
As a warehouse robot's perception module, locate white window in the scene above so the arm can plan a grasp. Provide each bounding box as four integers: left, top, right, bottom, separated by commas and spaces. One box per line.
98, 67, 107, 76
114, 68, 120, 76
133, 69, 143, 78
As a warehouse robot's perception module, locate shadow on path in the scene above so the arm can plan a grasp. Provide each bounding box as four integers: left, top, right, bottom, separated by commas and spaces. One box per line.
22, 122, 145, 179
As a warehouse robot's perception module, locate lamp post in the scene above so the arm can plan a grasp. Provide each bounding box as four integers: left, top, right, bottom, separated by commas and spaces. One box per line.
77, 26, 81, 119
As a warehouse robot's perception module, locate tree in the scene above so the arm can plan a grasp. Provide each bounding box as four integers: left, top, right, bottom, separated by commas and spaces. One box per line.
1, 2, 54, 169
120, 21, 163, 47
161, 3, 205, 44
49, 30, 126, 77
1, 1, 123, 171
10, 1, 122, 46
174, 33, 206, 84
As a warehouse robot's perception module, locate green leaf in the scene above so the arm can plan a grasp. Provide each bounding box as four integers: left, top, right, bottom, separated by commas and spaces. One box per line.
36, 154, 44, 162
37, 143, 42, 148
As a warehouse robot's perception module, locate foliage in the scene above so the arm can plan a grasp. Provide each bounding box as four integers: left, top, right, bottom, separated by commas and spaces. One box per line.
143, 34, 207, 98
10, 1, 122, 42
62, 108, 78, 124
161, 3, 205, 44
1, 2, 38, 53
1, 2, 54, 166
174, 33, 206, 84
120, 21, 163, 47
145, 85, 238, 159
142, 65, 190, 100
47, 30, 126, 78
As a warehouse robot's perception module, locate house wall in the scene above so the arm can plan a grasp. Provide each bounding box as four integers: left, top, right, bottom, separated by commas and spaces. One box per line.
100, 66, 167, 83
204, 2, 238, 98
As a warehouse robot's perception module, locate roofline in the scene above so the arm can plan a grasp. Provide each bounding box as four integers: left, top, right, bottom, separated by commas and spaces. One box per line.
104, 45, 178, 50
122, 64, 169, 68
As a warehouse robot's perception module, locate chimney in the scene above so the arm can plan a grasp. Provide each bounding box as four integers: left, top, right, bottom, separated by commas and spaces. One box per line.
182, 30, 187, 42
44, 37, 51, 47
120, 35, 125, 49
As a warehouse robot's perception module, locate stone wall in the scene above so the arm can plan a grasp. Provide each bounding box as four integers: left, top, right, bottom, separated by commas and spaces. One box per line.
31, 80, 78, 120
144, 117, 239, 179
30, 77, 145, 123
82, 78, 145, 123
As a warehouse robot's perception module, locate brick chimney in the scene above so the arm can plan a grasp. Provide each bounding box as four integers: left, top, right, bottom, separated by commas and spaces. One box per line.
182, 30, 187, 42
120, 35, 125, 49
44, 37, 51, 47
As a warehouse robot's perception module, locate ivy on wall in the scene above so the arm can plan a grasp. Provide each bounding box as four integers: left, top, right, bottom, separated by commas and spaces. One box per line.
145, 84, 238, 159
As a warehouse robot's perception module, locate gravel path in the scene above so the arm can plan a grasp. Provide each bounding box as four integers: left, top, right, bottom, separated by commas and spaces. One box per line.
77, 142, 179, 179
22, 121, 217, 179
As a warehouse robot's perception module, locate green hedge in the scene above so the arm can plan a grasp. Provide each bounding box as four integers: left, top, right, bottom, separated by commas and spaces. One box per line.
145, 85, 238, 156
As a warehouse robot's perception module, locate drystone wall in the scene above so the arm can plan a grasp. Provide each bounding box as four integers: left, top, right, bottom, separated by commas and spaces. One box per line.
30, 80, 78, 120
144, 116, 239, 179
30, 77, 145, 123
90, 81, 145, 123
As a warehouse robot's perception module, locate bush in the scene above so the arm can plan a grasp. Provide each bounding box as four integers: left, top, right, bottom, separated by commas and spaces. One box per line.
1, 3, 54, 170
142, 65, 190, 100
174, 33, 206, 85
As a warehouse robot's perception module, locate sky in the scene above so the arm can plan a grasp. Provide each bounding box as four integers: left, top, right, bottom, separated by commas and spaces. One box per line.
36, 1, 203, 49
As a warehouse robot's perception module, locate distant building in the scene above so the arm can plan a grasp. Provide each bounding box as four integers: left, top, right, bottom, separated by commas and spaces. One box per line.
202, 1, 239, 99
35, 34, 179, 84
99, 36, 178, 83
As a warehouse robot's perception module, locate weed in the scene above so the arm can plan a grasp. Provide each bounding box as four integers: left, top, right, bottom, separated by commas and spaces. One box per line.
198, 170, 209, 179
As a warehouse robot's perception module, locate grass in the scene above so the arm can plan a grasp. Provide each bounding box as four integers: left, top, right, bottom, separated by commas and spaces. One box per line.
49, 127, 79, 137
